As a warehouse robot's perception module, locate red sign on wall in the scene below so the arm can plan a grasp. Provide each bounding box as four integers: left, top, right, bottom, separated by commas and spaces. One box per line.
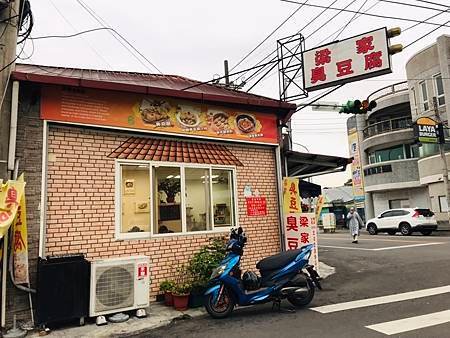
246, 197, 267, 216
137, 263, 148, 280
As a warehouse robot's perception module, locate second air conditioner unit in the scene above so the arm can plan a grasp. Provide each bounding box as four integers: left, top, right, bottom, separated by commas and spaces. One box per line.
89, 256, 150, 319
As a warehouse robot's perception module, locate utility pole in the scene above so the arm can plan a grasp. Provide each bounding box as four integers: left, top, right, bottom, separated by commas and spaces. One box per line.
0, 0, 21, 180
433, 96, 450, 222
224, 60, 230, 87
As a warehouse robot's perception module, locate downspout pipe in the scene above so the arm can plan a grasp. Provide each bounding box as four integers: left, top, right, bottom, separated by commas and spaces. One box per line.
7, 81, 19, 174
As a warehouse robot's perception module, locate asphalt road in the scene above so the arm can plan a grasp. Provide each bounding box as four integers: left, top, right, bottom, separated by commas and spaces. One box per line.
140, 231, 450, 338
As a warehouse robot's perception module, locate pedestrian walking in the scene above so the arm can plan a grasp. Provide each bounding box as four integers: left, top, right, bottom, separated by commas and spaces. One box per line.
347, 207, 363, 243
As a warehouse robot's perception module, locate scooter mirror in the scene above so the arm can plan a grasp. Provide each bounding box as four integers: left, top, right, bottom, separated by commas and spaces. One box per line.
237, 227, 243, 235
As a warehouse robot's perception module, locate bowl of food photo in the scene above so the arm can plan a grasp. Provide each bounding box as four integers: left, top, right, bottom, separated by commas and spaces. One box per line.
139, 99, 170, 124
176, 109, 200, 128
235, 114, 256, 134
210, 111, 231, 131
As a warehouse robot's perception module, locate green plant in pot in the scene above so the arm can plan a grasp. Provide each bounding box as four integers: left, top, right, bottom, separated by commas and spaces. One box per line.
158, 178, 181, 203
159, 279, 175, 306
172, 266, 192, 311
187, 237, 227, 308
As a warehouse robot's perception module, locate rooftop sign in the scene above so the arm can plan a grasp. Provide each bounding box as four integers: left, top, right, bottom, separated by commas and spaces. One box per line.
302, 28, 392, 91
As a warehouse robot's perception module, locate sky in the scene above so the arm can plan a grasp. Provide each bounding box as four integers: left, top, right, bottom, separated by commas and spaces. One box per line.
20, 0, 450, 187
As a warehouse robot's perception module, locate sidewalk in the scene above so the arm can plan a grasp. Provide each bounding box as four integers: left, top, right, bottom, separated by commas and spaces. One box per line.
28, 303, 205, 338
25, 262, 335, 338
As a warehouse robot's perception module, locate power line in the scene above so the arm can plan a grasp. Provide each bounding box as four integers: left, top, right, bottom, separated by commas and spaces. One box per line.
333, 0, 370, 41
415, 0, 450, 9
31, 26, 114, 40
404, 19, 450, 49
47, 0, 112, 70
75, 0, 162, 74
244, 0, 345, 89
280, 0, 450, 28
230, 0, 310, 72
380, 0, 450, 12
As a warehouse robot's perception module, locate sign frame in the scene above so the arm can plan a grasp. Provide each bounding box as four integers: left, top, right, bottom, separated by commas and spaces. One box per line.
302, 27, 392, 92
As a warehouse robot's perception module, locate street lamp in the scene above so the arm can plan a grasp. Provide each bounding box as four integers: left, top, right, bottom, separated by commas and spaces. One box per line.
293, 142, 310, 153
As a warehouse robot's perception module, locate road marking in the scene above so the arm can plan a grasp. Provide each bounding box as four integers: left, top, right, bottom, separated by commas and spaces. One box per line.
319, 242, 442, 251
366, 310, 450, 335
310, 285, 450, 314
320, 245, 373, 251
372, 242, 442, 251
319, 237, 422, 243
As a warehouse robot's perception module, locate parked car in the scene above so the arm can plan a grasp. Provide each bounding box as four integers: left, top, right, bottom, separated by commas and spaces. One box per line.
366, 208, 437, 236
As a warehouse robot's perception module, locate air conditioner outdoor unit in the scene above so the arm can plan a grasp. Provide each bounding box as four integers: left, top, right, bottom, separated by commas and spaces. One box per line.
90, 256, 150, 322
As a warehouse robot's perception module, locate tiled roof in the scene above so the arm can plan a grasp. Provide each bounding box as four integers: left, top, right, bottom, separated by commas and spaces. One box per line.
108, 137, 243, 166
12, 64, 296, 121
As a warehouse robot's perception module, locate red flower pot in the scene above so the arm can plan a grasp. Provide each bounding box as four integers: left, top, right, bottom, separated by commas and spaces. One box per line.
164, 292, 174, 306
173, 294, 190, 311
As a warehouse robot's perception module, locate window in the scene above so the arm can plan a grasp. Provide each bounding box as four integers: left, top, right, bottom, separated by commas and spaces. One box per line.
368, 145, 405, 164
119, 164, 151, 236
380, 211, 396, 218
439, 196, 448, 212
411, 87, 418, 114
116, 161, 237, 239
420, 81, 429, 111
389, 199, 409, 209
433, 74, 445, 106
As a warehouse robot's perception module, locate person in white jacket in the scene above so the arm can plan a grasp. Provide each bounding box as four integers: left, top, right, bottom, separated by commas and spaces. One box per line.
347, 207, 364, 243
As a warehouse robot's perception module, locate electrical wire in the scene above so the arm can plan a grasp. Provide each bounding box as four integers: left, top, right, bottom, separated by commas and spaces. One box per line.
47, 0, 112, 70
31, 27, 115, 40
230, 0, 310, 72
333, 0, 370, 41
244, 0, 344, 89
280, 0, 450, 28
415, 0, 450, 9
75, 0, 162, 74
404, 19, 450, 49
380, 0, 449, 11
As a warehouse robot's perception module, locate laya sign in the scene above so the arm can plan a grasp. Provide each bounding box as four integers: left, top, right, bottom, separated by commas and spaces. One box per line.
414, 117, 443, 144
302, 28, 392, 91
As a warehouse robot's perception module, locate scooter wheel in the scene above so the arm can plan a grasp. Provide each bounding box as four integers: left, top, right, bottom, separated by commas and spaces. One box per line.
287, 278, 315, 307
205, 286, 235, 319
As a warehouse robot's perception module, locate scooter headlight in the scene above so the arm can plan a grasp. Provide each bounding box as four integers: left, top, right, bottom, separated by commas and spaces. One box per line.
210, 264, 227, 279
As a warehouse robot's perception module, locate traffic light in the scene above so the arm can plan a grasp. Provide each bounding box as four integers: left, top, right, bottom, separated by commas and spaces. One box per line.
339, 100, 361, 114
339, 99, 377, 114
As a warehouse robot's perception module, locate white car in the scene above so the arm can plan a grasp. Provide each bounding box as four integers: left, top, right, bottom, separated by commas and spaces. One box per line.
366, 208, 437, 236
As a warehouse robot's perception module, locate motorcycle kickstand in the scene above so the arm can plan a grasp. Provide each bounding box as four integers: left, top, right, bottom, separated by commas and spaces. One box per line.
272, 298, 296, 313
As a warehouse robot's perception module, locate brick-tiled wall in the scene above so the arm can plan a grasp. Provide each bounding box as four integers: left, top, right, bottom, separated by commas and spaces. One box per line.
45, 126, 281, 296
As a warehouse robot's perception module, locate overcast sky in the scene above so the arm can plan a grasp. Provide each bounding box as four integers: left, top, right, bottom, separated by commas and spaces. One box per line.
22, 0, 450, 187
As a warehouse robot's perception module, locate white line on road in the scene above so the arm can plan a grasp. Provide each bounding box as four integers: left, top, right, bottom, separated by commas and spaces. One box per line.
319, 245, 373, 251
366, 310, 450, 335
311, 285, 450, 314
319, 242, 442, 251
319, 237, 423, 243
372, 242, 442, 251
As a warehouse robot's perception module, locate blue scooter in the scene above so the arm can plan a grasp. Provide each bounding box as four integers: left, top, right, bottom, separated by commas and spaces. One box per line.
204, 227, 321, 318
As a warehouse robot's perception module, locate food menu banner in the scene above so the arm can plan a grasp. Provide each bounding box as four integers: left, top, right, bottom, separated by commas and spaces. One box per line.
41, 85, 279, 144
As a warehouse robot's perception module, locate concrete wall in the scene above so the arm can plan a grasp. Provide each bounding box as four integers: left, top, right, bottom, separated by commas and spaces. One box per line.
362, 129, 414, 152
364, 159, 420, 190
372, 187, 429, 216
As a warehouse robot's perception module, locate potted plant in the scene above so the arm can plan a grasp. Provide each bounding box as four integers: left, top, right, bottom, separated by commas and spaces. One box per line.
187, 237, 227, 308
158, 178, 181, 203
172, 267, 192, 311
160, 279, 175, 306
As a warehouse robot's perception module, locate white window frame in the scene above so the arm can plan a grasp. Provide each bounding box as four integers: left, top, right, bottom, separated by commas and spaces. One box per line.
115, 160, 238, 240
433, 73, 445, 107
420, 81, 429, 112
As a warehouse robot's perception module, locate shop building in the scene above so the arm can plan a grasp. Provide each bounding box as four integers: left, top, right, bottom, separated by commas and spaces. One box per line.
3, 63, 298, 323
350, 82, 429, 219
406, 35, 450, 227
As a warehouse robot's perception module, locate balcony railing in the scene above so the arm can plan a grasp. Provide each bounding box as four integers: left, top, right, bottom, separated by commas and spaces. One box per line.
367, 81, 408, 102
363, 116, 412, 139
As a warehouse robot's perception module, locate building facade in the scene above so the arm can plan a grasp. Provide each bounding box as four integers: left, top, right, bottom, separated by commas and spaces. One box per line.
406, 35, 450, 226
4, 64, 297, 325
349, 35, 450, 226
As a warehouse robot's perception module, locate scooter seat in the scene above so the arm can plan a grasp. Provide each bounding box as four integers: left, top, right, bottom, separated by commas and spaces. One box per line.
256, 248, 303, 272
